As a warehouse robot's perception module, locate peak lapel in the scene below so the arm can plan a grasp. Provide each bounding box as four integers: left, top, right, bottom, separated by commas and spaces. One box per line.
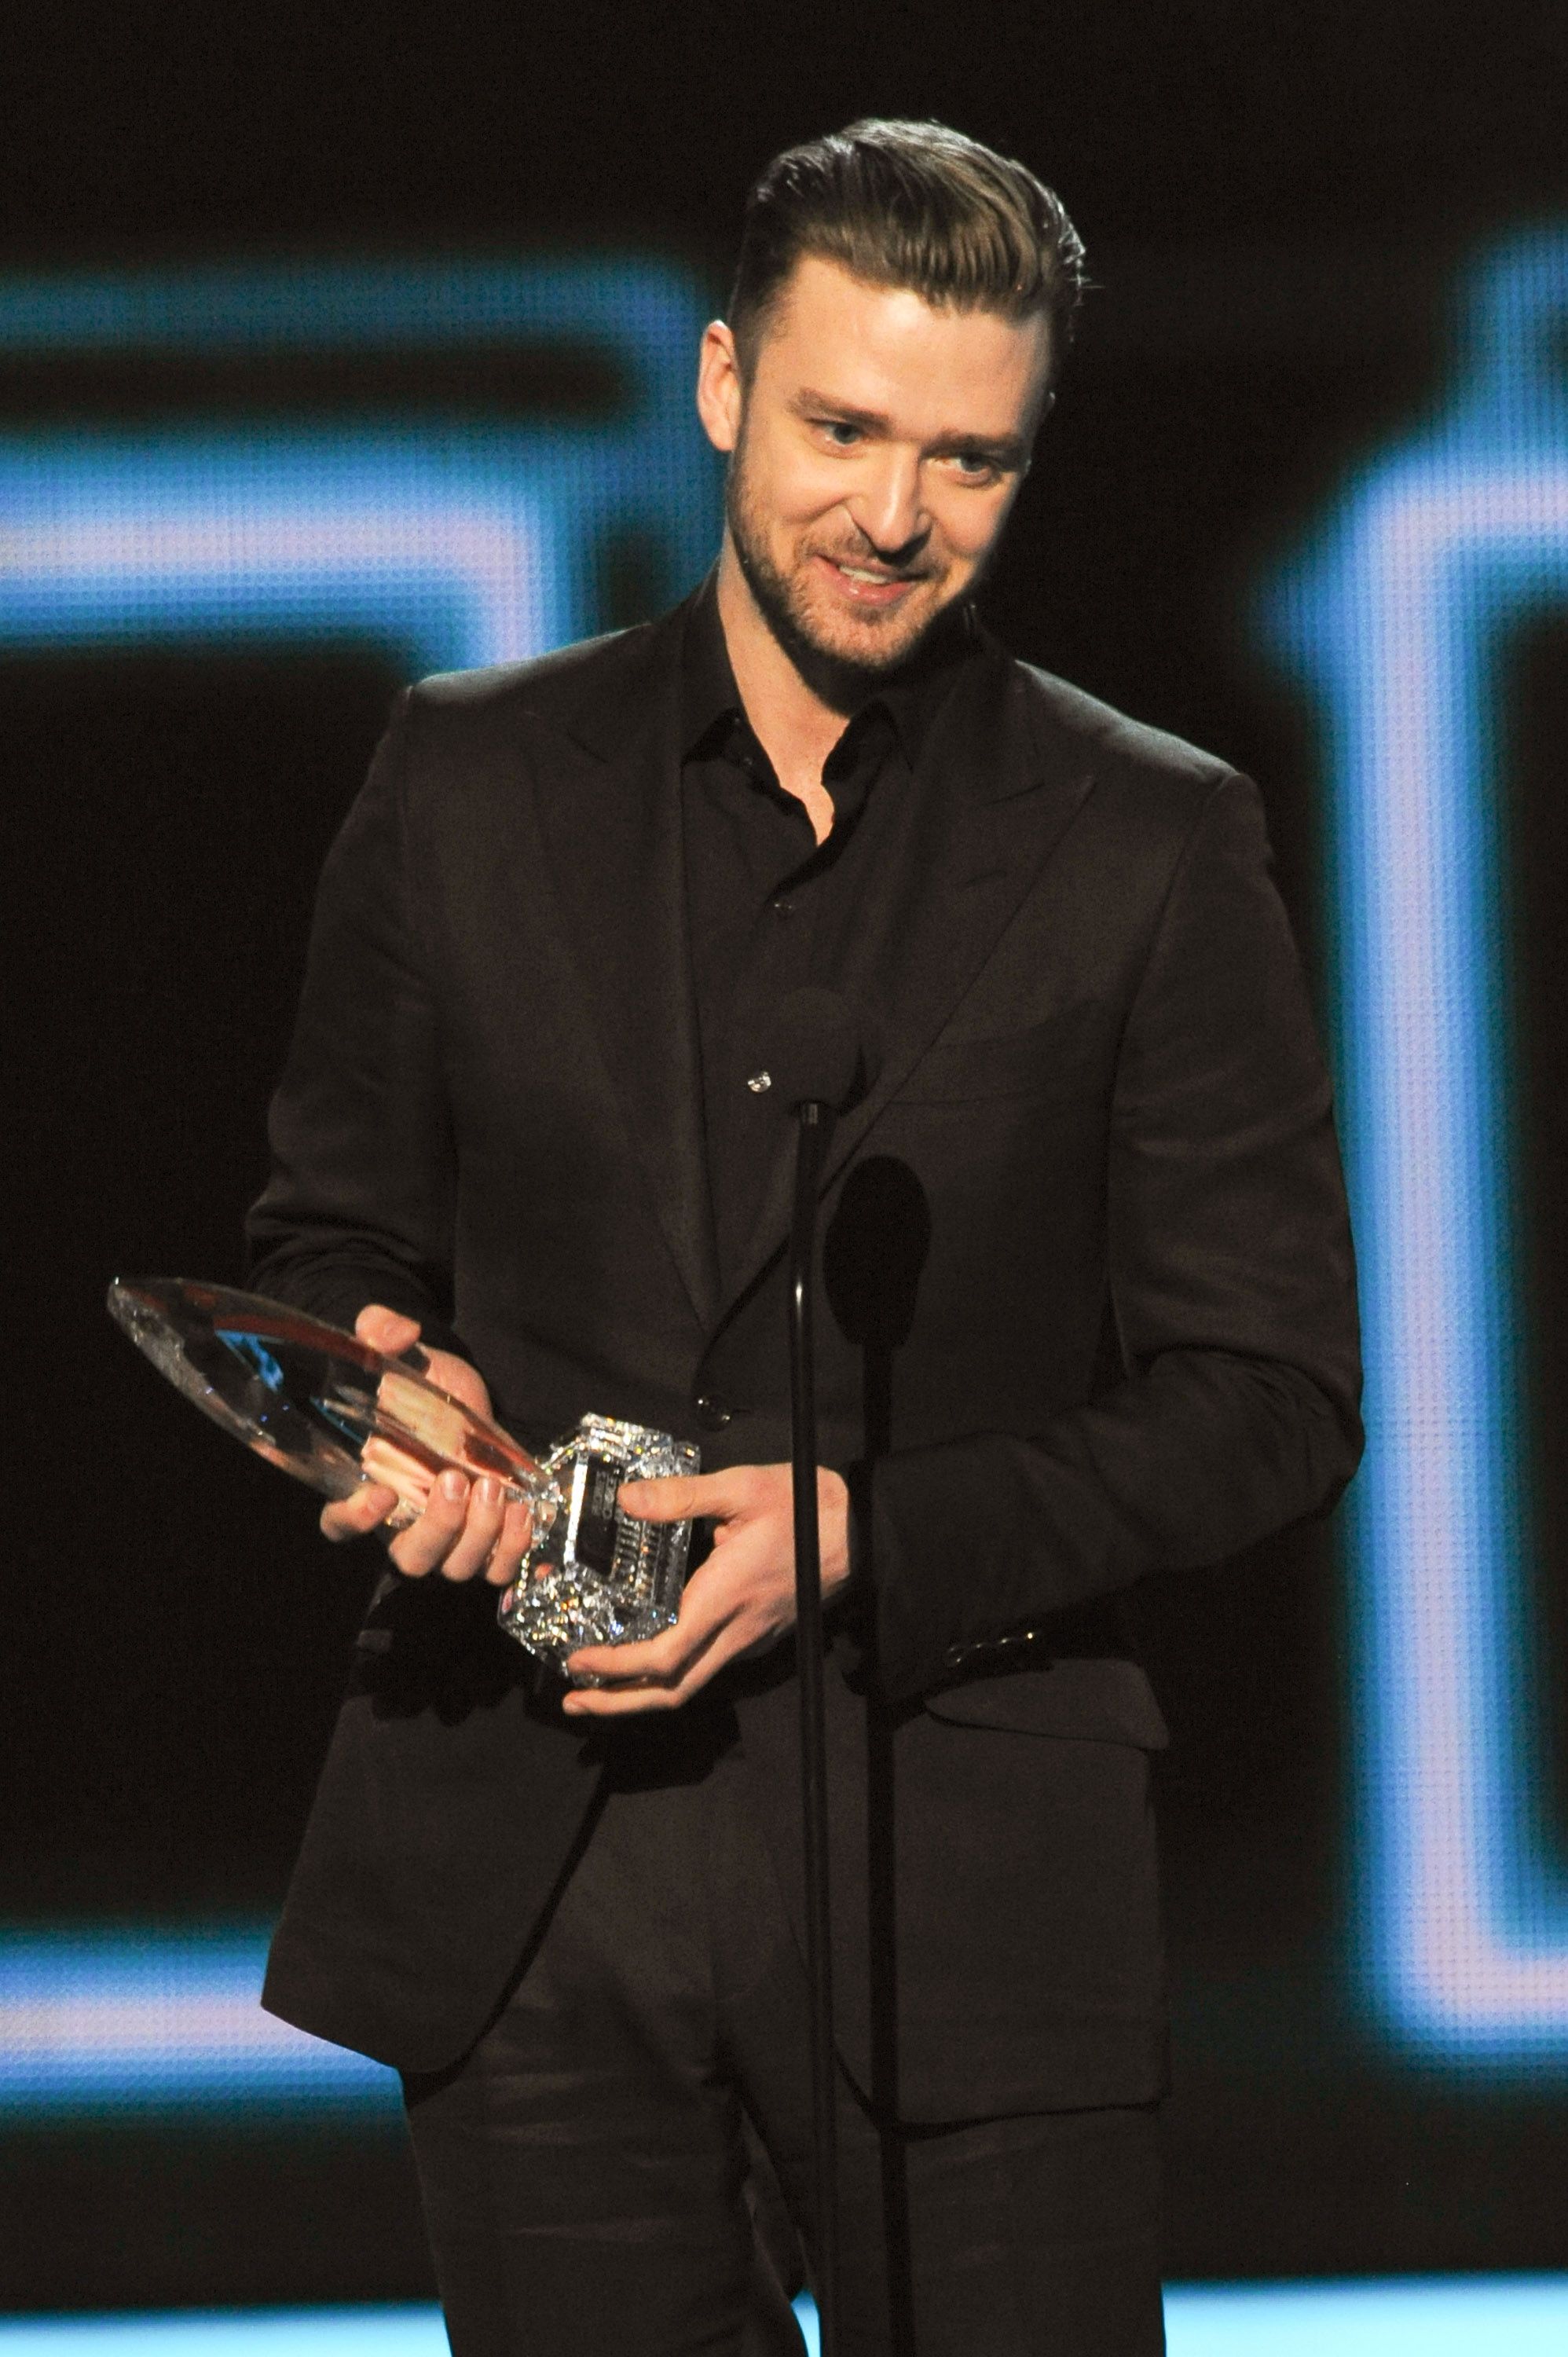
718, 648, 1097, 1317
529, 618, 720, 1332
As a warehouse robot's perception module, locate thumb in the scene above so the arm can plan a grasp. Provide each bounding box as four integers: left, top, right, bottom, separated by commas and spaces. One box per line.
617, 1471, 713, 1523
617, 1468, 749, 1524
355, 1303, 422, 1358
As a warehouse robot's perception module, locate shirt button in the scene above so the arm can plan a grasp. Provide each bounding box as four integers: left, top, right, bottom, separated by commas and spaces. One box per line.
746, 1070, 771, 1094
694, 1394, 734, 1431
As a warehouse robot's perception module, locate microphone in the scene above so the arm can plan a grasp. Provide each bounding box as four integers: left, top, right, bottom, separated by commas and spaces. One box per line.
761, 984, 870, 1116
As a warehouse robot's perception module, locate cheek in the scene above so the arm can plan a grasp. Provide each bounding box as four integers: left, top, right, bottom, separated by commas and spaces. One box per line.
925, 473, 1017, 555
742, 467, 815, 542
779, 460, 854, 526
940, 499, 1013, 567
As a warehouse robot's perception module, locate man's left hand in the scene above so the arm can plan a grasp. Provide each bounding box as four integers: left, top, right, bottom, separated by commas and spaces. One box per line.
560, 1463, 851, 1715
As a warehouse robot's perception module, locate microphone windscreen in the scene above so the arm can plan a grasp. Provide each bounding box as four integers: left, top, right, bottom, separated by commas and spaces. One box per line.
763, 986, 869, 1113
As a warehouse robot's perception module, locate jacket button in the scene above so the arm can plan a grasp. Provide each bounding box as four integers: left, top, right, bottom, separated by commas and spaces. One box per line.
694, 1393, 733, 1431
941, 1627, 1042, 1672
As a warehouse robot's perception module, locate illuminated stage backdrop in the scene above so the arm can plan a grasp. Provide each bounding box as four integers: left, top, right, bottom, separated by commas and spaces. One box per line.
7, 229, 1568, 2144
1268, 226, 1568, 2068
1, 253, 720, 2125
0, 256, 716, 673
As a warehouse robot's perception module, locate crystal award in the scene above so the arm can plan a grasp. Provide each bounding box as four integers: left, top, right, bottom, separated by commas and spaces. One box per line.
107, 1278, 699, 1673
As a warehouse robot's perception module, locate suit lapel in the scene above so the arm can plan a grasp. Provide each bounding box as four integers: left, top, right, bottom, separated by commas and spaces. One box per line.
529, 610, 721, 1331
719, 645, 1098, 1315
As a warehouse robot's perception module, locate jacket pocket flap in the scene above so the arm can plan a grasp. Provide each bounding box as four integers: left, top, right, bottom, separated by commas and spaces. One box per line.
924, 1656, 1170, 1750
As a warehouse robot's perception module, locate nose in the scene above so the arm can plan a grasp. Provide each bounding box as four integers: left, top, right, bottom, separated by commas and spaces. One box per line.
845, 450, 929, 563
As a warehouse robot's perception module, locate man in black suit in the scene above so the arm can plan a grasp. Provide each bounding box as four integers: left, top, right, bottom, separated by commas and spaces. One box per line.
249, 120, 1361, 2357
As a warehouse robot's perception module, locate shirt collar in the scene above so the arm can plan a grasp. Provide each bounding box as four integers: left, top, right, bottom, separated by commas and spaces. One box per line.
678, 565, 980, 772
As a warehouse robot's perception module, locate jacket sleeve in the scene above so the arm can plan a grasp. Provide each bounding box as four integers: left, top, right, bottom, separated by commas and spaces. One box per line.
865, 771, 1363, 1703
245, 691, 469, 1360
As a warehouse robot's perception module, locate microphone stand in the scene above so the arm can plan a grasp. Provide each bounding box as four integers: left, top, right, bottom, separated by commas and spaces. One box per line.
788, 1096, 840, 2357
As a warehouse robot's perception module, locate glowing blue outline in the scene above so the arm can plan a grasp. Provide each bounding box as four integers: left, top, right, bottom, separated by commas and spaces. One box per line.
0, 254, 721, 2125
1266, 226, 1568, 2061
5, 2282, 1568, 2353
0, 255, 718, 674
0, 1927, 397, 2118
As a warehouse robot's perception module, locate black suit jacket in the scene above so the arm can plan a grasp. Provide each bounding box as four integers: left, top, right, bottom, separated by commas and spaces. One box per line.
251, 592, 1361, 2121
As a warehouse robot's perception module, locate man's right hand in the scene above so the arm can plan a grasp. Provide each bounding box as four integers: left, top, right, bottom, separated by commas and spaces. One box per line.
319, 1305, 533, 1586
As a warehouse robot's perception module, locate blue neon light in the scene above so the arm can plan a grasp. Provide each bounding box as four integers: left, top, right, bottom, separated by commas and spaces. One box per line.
0, 1929, 398, 2118
0, 2311, 445, 2353
1266, 225, 1568, 2062
0, 255, 719, 675
1163, 2275, 1568, 2356
5, 2282, 1568, 2355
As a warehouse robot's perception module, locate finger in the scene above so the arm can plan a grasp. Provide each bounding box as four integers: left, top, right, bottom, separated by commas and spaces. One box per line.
566, 1591, 725, 1682
387, 1468, 471, 1578
360, 1437, 434, 1519
561, 1621, 740, 1717
436, 1476, 509, 1584
565, 1549, 747, 1683
321, 1483, 398, 1544
566, 1616, 712, 1685
354, 1303, 423, 1358
617, 1467, 756, 1524
361, 1436, 430, 1483
484, 1494, 536, 1586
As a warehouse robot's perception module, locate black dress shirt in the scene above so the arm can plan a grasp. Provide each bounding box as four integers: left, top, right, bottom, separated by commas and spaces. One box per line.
677, 579, 979, 1293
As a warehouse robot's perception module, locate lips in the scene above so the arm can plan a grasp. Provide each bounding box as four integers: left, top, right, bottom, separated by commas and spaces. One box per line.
814, 553, 925, 607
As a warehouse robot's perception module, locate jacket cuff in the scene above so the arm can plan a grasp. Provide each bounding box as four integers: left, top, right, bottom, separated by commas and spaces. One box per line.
844, 1446, 985, 1703
855, 1435, 1068, 1706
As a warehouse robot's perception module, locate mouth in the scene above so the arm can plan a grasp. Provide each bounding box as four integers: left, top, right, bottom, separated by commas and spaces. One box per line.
814, 553, 928, 609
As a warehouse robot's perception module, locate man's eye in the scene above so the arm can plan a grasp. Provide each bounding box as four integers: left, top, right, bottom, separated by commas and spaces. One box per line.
951, 450, 1000, 481
817, 420, 862, 446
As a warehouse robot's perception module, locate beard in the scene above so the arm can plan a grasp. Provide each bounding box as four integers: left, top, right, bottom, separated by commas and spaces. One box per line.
724, 442, 963, 695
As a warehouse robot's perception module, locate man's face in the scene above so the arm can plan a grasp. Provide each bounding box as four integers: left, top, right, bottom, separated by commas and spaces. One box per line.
698, 253, 1053, 681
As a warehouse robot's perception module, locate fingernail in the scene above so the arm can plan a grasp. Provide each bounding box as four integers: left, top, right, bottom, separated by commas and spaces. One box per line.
476, 1476, 502, 1505
439, 1470, 467, 1502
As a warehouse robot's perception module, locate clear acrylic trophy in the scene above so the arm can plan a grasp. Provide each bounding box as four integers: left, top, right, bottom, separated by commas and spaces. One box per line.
106, 1277, 699, 1673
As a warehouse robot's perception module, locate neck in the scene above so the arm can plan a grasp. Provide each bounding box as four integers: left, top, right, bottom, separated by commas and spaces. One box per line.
714, 537, 863, 807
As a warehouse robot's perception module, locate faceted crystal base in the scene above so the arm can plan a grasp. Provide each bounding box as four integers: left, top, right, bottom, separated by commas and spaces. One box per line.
499, 1414, 701, 1672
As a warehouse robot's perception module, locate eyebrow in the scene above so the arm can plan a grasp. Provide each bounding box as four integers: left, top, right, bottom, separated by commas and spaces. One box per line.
790, 387, 1028, 471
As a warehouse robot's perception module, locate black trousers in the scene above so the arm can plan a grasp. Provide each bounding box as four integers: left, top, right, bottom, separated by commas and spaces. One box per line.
403, 1714, 1165, 2357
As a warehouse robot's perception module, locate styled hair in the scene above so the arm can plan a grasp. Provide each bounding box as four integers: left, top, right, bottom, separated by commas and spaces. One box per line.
729, 119, 1086, 375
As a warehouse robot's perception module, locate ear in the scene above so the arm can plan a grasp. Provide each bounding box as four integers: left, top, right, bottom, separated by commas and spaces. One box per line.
696, 319, 744, 456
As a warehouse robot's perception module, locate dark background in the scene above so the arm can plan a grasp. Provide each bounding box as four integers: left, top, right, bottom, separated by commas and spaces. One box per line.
5, 0, 1567, 2311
